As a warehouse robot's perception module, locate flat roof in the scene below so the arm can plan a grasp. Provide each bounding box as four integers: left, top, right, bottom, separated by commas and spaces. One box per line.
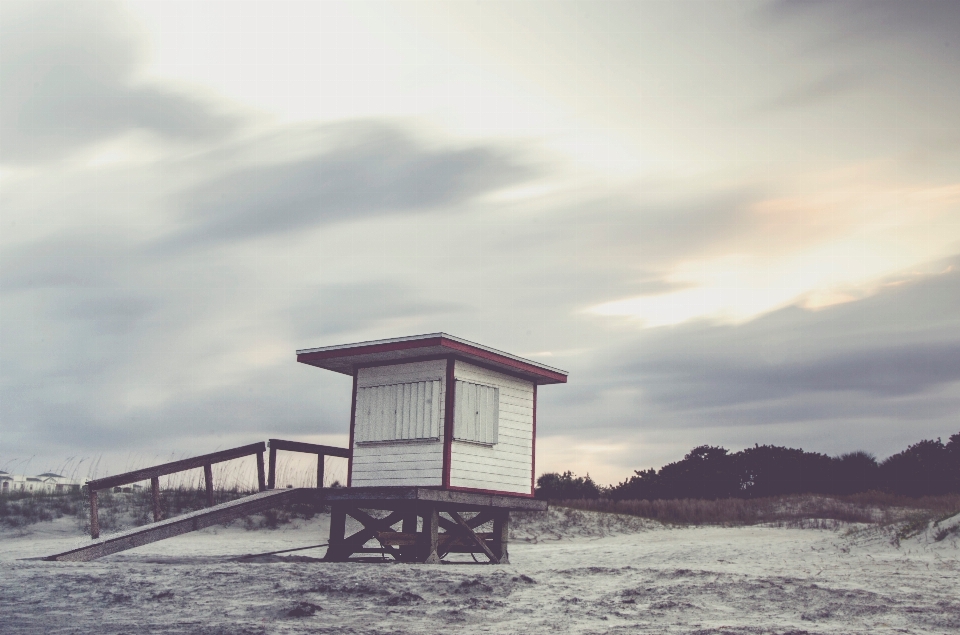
297, 333, 567, 385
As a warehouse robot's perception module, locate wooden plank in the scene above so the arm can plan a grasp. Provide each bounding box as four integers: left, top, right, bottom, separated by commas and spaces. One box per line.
268, 439, 351, 459
151, 477, 161, 522
256, 452, 266, 492
448, 510, 498, 563
89, 489, 99, 539
377, 531, 495, 547
448, 472, 532, 494
267, 446, 277, 490
421, 505, 440, 564
454, 360, 537, 392
351, 476, 443, 488
45, 489, 299, 562
351, 462, 447, 474
351, 425, 444, 486
442, 356, 456, 488
415, 488, 547, 511
448, 463, 533, 482
325, 505, 347, 562
352, 441, 445, 457
448, 452, 533, 474
400, 510, 418, 561
496, 393, 535, 408
492, 511, 509, 564
203, 464, 214, 507
357, 359, 447, 387
352, 452, 445, 466
317, 486, 547, 511
376, 531, 419, 546
354, 454, 442, 472
317, 454, 324, 489
87, 442, 267, 491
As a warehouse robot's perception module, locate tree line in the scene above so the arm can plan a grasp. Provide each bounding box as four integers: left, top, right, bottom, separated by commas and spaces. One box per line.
535, 431, 960, 500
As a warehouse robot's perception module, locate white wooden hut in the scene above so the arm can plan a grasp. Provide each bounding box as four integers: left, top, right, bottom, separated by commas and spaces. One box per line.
296, 333, 567, 497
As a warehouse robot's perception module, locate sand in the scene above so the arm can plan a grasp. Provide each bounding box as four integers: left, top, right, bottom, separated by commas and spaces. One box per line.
1, 508, 958, 634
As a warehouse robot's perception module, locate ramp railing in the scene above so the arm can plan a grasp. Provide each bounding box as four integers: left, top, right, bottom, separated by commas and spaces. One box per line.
85, 442, 267, 539
267, 439, 351, 490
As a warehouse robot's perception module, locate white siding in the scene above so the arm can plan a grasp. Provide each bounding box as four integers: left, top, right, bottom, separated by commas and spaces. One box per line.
357, 360, 446, 388
454, 381, 499, 445
449, 360, 534, 494
350, 441, 445, 487
350, 360, 446, 487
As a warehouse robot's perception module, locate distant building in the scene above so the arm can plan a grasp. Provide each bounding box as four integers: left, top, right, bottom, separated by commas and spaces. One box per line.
0, 471, 83, 494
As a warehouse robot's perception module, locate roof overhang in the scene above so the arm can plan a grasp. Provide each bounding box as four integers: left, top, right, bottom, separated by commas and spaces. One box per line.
296, 333, 567, 385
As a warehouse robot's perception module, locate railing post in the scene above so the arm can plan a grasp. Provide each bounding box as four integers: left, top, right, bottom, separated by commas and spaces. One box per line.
256, 451, 266, 492
151, 477, 161, 522
317, 454, 324, 489
89, 489, 100, 539
268, 445, 277, 490
203, 464, 214, 507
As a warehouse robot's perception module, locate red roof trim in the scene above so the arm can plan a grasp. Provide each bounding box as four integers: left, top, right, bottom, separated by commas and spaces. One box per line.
436, 336, 567, 383
298, 337, 444, 362
297, 335, 567, 384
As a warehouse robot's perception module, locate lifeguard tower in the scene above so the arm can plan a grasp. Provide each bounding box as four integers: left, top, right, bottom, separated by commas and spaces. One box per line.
296, 333, 567, 563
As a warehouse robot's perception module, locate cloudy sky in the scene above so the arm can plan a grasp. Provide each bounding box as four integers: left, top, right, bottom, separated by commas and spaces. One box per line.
2, 0, 959, 486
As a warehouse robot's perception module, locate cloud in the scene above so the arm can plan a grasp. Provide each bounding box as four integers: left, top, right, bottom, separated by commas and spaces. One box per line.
0, 234, 136, 291
759, 71, 862, 112
761, 1, 960, 38
171, 121, 536, 244
0, 1, 240, 164
594, 257, 960, 417
291, 281, 463, 340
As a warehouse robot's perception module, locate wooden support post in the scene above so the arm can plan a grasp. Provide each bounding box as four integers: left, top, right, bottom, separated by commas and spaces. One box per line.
492, 511, 510, 564
400, 509, 418, 562
151, 477, 161, 522
89, 489, 99, 539
203, 464, 214, 507
316, 454, 324, 489
324, 505, 347, 561
420, 505, 441, 564
256, 452, 266, 492
267, 446, 277, 490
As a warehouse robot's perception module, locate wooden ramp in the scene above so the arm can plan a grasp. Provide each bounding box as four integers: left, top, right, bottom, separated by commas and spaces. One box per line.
44, 488, 302, 562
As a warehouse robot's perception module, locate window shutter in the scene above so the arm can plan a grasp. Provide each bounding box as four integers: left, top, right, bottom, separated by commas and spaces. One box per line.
355, 380, 442, 443
454, 381, 499, 445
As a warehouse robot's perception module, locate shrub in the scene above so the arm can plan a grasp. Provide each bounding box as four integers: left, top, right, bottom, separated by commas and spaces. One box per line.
604, 431, 958, 501
536, 471, 603, 500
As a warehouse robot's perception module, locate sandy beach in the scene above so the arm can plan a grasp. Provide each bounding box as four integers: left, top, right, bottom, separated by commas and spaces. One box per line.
2, 508, 958, 634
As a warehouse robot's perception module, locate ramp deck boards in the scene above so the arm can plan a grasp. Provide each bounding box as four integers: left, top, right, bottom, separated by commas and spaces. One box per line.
44, 488, 301, 562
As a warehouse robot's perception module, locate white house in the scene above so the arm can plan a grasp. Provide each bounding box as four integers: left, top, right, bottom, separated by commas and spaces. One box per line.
0, 472, 82, 494
296, 333, 567, 497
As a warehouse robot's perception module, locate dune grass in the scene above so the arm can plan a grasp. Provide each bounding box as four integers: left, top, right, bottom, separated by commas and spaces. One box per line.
552, 492, 960, 528
1, 450, 348, 532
